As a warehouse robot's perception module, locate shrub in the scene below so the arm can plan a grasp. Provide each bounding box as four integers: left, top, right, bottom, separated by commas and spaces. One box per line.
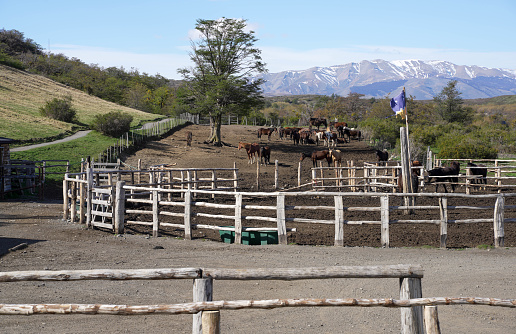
436, 132, 498, 159
39, 95, 77, 123
90, 111, 133, 137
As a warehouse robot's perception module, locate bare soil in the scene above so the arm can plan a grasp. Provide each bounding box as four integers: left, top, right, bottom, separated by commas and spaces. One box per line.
1, 124, 515, 333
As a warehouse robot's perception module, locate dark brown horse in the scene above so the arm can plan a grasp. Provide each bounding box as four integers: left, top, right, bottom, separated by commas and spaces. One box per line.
257, 127, 276, 141
299, 131, 311, 145
467, 162, 488, 189
260, 146, 271, 165
343, 127, 362, 142
309, 117, 327, 130
186, 131, 192, 146
426, 161, 461, 193
238, 142, 260, 164
300, 150, 332, 167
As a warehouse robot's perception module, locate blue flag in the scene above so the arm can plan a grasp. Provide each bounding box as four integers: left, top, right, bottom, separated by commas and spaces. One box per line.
390, 90, 406, 113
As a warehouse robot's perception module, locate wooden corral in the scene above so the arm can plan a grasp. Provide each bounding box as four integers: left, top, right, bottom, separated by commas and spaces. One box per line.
435, 158, 516, 194
2, 265, 515, 334
63, 171, 515, 249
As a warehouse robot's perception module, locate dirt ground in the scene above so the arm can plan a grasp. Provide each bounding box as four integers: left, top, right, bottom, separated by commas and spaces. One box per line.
1, 124, 515, 333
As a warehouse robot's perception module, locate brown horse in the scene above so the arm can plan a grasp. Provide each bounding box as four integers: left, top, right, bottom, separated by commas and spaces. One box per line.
309, 117, 327, 130
238, 142, 260, 164
260, 146, 271, 165
186, 131, 192, 146
343, 127, 362, 142
300, 150, 332, 167
329, 149, 345, 166
426, 161, 461, 193
257, 127, 276, 141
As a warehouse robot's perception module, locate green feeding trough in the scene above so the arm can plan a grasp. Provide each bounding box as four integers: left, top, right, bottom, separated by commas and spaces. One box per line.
219, 227, 278, 245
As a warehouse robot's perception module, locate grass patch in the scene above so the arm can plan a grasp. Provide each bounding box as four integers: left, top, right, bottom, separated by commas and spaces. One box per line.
11, 131, 118, 182
477, 244, 494, 250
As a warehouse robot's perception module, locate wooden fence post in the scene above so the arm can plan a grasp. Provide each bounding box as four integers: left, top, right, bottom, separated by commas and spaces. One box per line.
256, 159, 260, 190
202, 311, 220, 334
423, 306, 441, 334
439, 197, 448, 249
63, 177, 69, 220
86, 168, 93, 229
298, 161, 301, 187
70, 179, 77, 224
276, 194, 287, 245
233, 162, 238, 191
184, 190, 192, 240
334, 196, 344, 246
494, 195, 505, 247
274, 160, 279, 189
114, 181, 125, 234
400, 277, 424, 334
380, 195, 389, 248
193, 277, 213, 334
234, 193, 242, 244
400, 127, 414, 214
152, 190, 159, 238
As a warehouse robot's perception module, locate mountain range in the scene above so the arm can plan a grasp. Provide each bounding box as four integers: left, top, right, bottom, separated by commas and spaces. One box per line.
254, 59, 516, 99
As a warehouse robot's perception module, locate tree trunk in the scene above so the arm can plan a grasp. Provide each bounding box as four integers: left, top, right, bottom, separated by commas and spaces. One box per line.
206, 114, 222, 146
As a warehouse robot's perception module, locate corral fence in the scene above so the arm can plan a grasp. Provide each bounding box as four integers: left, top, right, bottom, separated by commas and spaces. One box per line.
96, 118, 186, 163
309, 158, 516, 194
63, 170, 515, 248
435, 159, 516, 194
1, 159, 69, 199
1, 265, 514, 334
63, 166, 239, 232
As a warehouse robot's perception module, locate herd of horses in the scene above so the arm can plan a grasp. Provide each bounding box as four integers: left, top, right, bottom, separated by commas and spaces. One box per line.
235, 118, 488, 194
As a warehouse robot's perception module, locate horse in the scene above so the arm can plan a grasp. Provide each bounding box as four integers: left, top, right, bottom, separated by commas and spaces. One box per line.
329, 149, 345, 167
299, 130, 311, 145
343, 127, 362, 142
467, 162, 487, 189
330, 121, 348, 130
238, 142, 260, 164
186, 131, 192, 146
291, 131, 300, 145
257, 127, 276, 141
260, 146, 271, 165
309, 117, 327, 130
324, 131, 338, 148
375, 149, 388, 163
426, 161, 461, 193
300, 150, 332, 168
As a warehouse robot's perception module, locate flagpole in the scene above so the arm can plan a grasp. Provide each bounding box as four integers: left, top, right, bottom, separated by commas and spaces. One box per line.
403, 87, 410, 158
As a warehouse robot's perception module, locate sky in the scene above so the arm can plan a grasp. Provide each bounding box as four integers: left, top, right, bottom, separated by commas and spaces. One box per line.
2, 0, 515, 80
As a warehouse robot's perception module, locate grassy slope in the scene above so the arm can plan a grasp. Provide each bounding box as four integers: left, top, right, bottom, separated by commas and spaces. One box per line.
0, 64, 160, 140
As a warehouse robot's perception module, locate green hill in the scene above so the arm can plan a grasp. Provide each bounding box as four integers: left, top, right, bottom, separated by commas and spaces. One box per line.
0, 64, 161, 141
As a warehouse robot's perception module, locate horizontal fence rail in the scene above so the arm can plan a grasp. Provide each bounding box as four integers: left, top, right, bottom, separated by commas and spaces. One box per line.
63, 168, 516, 248
0, 265, 425, 333
2, 265, 514, 333
2, 297, 514, 316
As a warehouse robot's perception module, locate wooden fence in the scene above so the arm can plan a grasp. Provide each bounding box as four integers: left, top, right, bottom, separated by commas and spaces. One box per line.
435, 158, 516, 193
63, 171, 515, 248
310, 159, 516, 194
1, 159, 69, 198
2, 265, 514, 333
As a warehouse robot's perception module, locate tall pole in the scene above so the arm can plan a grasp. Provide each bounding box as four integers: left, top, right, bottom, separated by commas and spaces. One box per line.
403, 87, 411, 160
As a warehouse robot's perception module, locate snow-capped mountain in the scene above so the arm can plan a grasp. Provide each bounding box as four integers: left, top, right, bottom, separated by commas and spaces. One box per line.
255, 59, 516, 99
